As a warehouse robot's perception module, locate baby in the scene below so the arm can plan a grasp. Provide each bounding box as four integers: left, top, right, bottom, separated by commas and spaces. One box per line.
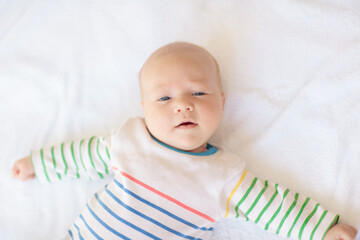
12, 42, 357, 240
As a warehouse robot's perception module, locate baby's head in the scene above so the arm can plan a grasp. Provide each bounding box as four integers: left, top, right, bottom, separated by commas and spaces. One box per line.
139, 42, 225, 153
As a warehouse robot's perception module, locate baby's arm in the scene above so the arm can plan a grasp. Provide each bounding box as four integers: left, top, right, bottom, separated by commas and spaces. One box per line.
221, 169, 357, 240
12, 136, 112, 183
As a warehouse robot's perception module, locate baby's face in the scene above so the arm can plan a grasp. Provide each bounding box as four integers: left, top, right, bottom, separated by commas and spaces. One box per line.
140, 45, 225, 153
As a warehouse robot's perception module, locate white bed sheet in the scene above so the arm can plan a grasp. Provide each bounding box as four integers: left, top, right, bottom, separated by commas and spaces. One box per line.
1, 0, 360, 239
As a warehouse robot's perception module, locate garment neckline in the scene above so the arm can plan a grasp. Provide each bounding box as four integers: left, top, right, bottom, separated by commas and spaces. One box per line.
150, 135, 218, 156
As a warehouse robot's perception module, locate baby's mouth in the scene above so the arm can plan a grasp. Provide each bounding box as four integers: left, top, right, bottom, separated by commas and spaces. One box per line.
176, 121, 198, 129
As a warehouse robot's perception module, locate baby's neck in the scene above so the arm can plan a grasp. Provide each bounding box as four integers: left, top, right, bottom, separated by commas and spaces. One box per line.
188, 144, 208, 153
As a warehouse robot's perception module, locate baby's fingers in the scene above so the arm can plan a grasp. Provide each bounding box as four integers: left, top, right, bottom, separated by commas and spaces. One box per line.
345, 225, 358, 240
326, 224, 358, 240
11, 158, 35, 181
11, 165, 20, 178
11, 164, 26, 180
339, 224, 358, 239
12, 166, 35, 180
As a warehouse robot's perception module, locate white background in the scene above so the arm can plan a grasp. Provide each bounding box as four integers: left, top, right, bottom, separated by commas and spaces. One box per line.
0, 0, 359, 239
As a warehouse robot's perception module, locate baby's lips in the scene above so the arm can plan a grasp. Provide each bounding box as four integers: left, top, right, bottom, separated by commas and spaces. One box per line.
177, 121, 194, 127
175, 121, 198, 129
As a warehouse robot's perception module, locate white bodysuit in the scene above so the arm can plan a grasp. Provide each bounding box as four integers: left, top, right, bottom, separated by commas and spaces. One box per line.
31, 117, 338, 240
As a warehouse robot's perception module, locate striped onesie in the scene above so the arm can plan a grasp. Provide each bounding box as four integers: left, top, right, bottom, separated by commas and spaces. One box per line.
31, 117, 339, 240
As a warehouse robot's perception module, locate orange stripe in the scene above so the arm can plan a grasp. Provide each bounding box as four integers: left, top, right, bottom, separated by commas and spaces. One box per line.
113, 167, 215, 223
224, 170, 247, 217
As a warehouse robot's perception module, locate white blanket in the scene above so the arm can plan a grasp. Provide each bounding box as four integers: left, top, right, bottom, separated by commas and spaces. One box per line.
1, 0, 359, 239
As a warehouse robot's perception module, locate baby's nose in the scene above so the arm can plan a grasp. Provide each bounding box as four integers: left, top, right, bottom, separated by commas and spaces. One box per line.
174, 101, 194, 113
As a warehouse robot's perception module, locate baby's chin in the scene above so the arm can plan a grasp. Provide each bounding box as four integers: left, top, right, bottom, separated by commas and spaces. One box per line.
150, 130, 209, 153
170, 141, 208, 153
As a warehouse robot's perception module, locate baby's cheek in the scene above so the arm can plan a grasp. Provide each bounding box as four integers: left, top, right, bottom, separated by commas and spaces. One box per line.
204, 105, 223, 129
150, 117, 170, 136
203, 102, 222, 118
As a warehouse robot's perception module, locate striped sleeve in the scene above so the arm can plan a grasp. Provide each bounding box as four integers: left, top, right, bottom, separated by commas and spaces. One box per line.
220, 169, 339, 240
31, 136, 112, 183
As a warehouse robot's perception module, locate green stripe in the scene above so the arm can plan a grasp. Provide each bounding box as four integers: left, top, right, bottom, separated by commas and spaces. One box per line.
51, 146, 62, 180
276, 193, 299, 234
88, 136, 104, 179
265, 189, 290, 230
30, 151, 36, 178
299, 203, 319, 239
245, 181, 268, 217
105, 146, 111, 161
321, 214, 339, 240
71, 141, 80, 179
102, 137, 111, 161
255, 184, 279, 224
79, 139, 92, 181
310, 210, 327, 240
79, 139, 86, 171
40, 149, 50, 182
88, 137, 96, 168
96, 138, 109, 174
287, 197, 310, 238
235, 177, 258, 218
60, 143, 69, 175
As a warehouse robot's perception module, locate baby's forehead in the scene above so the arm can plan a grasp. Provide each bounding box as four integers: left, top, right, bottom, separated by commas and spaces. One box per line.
141, 42, 218, 77
147, 43, 212, 65
139, 42, 222, 94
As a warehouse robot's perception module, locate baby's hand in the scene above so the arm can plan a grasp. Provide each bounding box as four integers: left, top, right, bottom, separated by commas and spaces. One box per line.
11, 156, 35, 181
324, 223, 358, 240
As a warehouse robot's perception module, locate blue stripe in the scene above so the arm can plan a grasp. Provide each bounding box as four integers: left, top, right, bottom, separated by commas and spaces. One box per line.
79, 214, 102, 240
86, 204, 130, 240
68, 230, 74, 240
73, 223, 84, 240
105, 188, 202, 240
94, 193, 161, 240
113, 179, 213, 232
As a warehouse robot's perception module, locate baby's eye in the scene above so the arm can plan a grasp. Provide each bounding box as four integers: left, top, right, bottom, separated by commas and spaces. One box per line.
159, 96, 171, 101
193, 92, 205, 96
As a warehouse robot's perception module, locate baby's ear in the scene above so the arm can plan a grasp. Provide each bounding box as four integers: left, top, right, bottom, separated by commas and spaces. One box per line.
221, 92, 226, 109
